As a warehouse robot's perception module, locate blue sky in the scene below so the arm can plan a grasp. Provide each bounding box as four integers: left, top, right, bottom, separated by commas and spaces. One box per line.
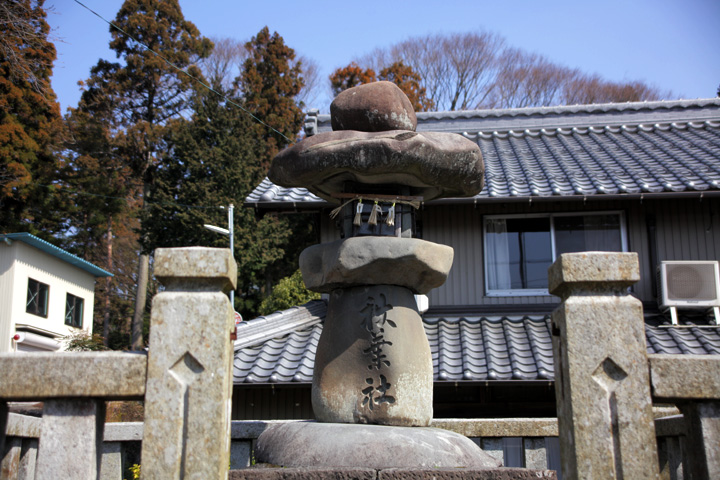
48, 0, 720, 113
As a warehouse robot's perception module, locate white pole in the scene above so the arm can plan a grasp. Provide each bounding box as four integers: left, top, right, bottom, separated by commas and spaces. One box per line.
229, 204, 234, 310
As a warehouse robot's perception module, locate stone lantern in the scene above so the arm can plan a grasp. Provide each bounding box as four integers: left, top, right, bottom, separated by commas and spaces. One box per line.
269, 81, 484, 426
256, 82, 500, 469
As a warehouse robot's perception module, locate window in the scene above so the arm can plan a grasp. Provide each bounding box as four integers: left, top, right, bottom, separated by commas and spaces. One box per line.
26, 278, 49, 317
65, 294, 84, 328
484, 212, 626, 295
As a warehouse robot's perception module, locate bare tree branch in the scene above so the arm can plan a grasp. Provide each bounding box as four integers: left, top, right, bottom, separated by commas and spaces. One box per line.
351, 29, 672, 111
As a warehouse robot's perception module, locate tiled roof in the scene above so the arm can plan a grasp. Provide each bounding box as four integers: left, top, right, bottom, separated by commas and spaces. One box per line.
246, 99, 720, 208
245, 178, 323, 207
645, 321, 720, 355
233, 301, 720, 385
424, 315, 555, 381
233, 301, 324, 384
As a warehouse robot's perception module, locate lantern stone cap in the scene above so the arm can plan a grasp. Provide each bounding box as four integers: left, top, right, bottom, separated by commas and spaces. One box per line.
269, 130, 483, 203
154, 247, 237, 292
548, 252, 639, 296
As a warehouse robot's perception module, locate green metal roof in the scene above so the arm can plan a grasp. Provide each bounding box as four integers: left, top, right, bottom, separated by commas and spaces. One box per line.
1, 233, 113, 278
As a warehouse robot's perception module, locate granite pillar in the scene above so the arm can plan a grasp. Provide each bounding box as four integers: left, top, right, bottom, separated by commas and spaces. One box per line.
140, 247, 237, 479
34, 398, 105, 480
549, 252, 659, 480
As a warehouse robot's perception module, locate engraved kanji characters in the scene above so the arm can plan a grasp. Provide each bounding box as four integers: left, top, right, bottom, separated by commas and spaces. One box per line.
361, 375, 396, 410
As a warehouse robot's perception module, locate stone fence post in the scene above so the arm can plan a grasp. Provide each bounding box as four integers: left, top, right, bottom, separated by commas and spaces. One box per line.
549, 252, 659, 480
140, 247, 237, 479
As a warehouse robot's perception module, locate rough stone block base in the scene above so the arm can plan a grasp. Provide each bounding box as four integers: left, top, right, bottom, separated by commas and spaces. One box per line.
229, 467, 557, 479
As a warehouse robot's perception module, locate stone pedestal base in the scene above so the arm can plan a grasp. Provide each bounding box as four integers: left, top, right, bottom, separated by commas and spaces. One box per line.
231, 467, 556, 480
312, 285, 433, 426
255, 421, 502, 469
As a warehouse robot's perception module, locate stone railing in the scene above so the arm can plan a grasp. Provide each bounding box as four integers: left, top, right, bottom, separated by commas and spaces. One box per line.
550, 252, 720, 480
3, 413, 691, 479
0, 247, 237, 479
2, 249, 718, 479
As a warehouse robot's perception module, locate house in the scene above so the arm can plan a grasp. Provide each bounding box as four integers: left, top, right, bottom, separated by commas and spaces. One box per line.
0, 232, 113, 353
232, 98, 720, 420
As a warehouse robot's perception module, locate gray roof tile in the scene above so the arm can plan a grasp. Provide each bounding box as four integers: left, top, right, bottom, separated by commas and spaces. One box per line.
247, 99, 720, 207
234, 302, 720, 385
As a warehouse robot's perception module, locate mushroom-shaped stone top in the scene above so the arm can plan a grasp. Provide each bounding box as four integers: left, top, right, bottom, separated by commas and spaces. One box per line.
269, 81, 484, 203
269, 129, 484, 203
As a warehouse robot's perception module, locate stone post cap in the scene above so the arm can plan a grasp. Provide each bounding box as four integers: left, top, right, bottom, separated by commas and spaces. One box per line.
548, 252, 639, 297
154, 247, 237, 292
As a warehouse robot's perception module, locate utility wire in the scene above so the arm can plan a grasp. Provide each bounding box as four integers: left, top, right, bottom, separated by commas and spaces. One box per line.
72, 0, 292, 143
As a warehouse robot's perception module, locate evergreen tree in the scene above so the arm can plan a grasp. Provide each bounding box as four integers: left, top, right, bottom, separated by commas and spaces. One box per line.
237, 27, 317, 311
239, 26, 304, 170
329, 62, 377, 97
328, 61, 433, 111
144, 85, 292, 317
76, 0, 212, 349
64, 101, 139, 347
0, 0, 63, 236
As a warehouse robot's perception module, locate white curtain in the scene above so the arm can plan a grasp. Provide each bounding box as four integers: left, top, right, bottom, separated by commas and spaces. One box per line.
486, 219, 512, 290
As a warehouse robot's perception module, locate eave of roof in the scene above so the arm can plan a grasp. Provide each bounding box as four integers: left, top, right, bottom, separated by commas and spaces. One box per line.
248, 99, 720, 209
0, 233, 113, 278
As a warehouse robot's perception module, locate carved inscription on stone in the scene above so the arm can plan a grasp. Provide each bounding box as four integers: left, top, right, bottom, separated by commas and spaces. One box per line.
361, 375, 396, 410
359, 294, 397, 411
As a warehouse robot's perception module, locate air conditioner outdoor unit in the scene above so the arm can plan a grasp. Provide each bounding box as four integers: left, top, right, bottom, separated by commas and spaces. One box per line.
658, 260, 720, 325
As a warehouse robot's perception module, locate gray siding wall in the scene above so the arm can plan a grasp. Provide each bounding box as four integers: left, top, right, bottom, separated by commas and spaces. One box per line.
318, 197, 720, 308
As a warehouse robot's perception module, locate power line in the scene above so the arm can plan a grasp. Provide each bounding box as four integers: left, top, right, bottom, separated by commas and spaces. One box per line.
72, 0, 292, 143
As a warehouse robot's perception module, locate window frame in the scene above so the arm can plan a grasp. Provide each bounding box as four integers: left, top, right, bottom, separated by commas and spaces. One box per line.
64, 293, 84, 328
483, 210, 628, 297
26, 278, 49, 318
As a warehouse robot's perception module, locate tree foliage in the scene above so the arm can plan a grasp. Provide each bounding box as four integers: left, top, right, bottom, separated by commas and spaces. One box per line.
259, 270, 320, 316
239, 27, 304, 170
329, 62, 377, 97
64, 59, 146, 348
198, 36, 321, 113
0, 0, 56, 95
62, 330, 109, 351
294, 55, 322, 110
0, 0, 63, 236
72, 0, 212, 349
234, 26, 317, 313
329, 61, 434, 111
379, 62, 434, 111
142, 85, 294, 317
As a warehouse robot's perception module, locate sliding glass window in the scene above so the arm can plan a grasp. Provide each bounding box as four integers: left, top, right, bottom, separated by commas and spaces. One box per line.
484, 212, 626, 296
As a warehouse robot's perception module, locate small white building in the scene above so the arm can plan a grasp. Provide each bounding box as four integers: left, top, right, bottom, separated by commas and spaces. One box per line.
0, 233, 112, 353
